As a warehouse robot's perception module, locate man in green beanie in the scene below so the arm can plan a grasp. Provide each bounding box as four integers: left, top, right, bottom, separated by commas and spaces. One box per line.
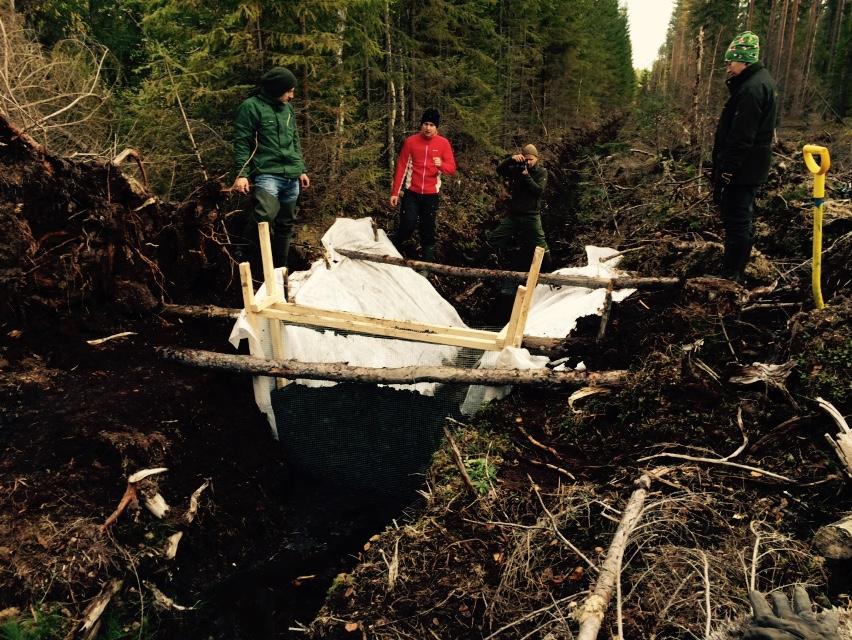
711, 31, 777, 283
487, 143, 551, 271
231, 66, 310, 267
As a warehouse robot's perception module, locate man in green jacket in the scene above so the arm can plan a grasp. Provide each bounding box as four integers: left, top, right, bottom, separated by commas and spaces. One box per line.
232, 67, 310, 266
488, 144, 551, 271
712, 31, 777, 283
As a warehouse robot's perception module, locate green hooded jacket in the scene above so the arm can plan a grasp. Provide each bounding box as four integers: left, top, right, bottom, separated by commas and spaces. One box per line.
233, 90, 306, 179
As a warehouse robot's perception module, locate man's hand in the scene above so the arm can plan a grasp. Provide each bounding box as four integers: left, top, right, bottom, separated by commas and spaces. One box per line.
713, 172, 732, 206
743, 587, 839, 640
232, 176, 250, 194
300, 173, 310, 189
511, 154, 525, 162
433, 156, 442, 168
390, 195, 399, 207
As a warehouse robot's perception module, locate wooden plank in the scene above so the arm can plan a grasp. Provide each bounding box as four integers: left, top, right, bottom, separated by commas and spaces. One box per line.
250, 292, 285, 314
257, 223, 286, 388
511, 247, 545, 347
266, 302, 499, 340
258, 222, 278, 294
502, 286, 527, 349
239, 262, 256, 312
239, 262, 259, 341
261, 306, 501, 350
158, 303, 566, 353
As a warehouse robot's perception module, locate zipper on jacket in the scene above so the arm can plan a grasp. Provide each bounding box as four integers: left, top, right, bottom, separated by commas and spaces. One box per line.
422, 144, 429, 193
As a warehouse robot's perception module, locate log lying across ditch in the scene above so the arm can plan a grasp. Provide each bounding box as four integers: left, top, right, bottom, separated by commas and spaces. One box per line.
334, 248, 682, 289
157, 347, 628, 387
159, 303, 565, 352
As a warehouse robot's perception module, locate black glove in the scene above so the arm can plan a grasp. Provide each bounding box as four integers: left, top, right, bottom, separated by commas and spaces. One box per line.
713, 172, 732, 206
743, 587, 839, 640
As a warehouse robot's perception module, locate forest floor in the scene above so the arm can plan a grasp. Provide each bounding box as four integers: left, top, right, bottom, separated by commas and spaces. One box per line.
1, 113, 851, 640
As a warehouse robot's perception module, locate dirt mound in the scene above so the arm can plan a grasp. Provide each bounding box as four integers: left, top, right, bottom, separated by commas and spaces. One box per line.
0, 114, 239, 325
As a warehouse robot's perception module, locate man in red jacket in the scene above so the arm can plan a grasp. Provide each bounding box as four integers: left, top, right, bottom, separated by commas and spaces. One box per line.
389, 108, 457, 262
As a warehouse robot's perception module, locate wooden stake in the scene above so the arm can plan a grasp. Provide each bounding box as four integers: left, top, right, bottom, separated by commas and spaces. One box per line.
596, 288, 613, 342
239, 262, 259, 337
503, 286, 527, 349
511, 247, 545, 347
257, 222, 287, 389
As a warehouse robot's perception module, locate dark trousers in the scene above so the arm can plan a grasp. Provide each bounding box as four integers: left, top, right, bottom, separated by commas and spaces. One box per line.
395, 191, 440, 260
720, 184, 757, 281
487, 212, 551, 270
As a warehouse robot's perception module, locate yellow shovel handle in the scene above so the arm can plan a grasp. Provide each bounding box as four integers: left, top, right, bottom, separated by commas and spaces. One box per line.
803, 144, 830, 198
803, 144, 831, 309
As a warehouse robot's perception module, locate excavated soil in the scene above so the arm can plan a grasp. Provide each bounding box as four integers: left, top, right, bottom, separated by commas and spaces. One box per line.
2, 114, 852, 639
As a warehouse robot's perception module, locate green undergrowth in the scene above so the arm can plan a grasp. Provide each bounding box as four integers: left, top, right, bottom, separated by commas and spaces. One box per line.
0, 608, 64, 640
790, 297, 852, 407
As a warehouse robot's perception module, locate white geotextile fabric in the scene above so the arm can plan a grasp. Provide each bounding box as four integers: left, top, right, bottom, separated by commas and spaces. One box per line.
459, 246, 636, 414
229, 217, 465, 438
228, 218, 636, 435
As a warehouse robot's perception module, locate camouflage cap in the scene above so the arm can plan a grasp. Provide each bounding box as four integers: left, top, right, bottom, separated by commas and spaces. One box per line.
725, 31, 760, 64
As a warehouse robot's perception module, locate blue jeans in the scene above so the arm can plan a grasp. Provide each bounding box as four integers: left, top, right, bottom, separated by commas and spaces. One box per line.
254, 174, 300, 208
244, 174, 300, 265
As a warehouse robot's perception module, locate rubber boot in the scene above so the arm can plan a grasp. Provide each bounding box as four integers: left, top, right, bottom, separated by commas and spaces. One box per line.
542, 250, 553, 272
254, 189, 281, 224
721, 236, 750, 283
421, 244, 436, 262
271, 232, 291, 268
271, 200, 297, 267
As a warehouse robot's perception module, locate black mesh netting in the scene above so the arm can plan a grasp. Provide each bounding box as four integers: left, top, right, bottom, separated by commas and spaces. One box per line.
271, 381, 469, 496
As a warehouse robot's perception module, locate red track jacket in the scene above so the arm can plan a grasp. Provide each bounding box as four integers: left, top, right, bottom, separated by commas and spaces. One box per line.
390, 132, 457, 197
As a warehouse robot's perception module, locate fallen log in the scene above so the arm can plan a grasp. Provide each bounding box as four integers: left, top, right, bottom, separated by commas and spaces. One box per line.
576, 474, 652, 640
157, 347, 628, 387
159, 303, 565, 352
161, 303, 240, 319
334, 248, 681, 289
814, 514, 852, 559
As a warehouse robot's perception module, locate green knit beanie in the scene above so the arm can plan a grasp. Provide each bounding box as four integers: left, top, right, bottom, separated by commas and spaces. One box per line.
725, 31, 760, 64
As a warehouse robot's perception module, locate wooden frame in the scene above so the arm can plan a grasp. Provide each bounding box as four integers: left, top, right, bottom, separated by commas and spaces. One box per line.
238, 224, 545, 381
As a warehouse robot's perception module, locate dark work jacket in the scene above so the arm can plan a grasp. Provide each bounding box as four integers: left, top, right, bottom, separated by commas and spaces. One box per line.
712, 62, 778, 186
497, 157, 548, 215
